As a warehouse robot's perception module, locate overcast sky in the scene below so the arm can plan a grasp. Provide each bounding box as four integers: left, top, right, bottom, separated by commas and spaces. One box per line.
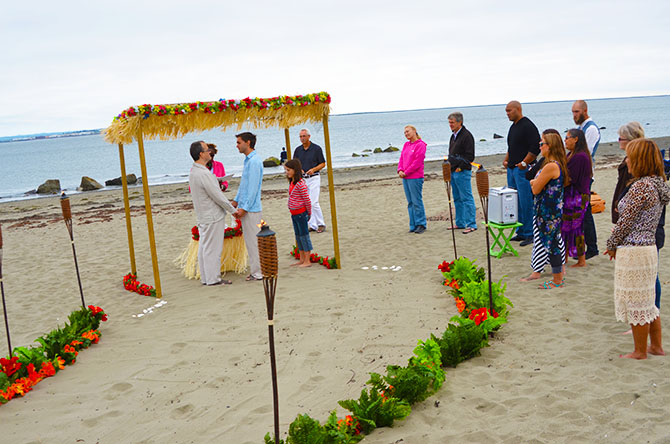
2, 0, 669, 137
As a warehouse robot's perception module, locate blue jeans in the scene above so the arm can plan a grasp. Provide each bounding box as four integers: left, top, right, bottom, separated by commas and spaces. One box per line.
291, 212, 312, 252
452, 169, 477, 229
506, 167, 533, 239
402, 178, 426, 231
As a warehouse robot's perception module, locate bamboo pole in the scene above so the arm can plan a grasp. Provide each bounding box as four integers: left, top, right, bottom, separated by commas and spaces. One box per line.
136, 127, 163, 298
118, 143, 137, 275
322, 116, 341, 268
284, 128, 292, 161
0, 224, 12, 356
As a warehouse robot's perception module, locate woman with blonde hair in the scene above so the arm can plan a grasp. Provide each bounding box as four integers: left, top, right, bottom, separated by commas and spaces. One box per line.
606, 138, 669, 359
530, 131, 570, 289
398, 125, 427, 233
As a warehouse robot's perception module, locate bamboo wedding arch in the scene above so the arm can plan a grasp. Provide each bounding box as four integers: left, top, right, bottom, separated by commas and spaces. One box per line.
103, 92, 341, 298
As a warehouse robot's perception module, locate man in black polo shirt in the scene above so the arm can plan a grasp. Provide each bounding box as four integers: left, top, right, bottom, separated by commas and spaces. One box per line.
294, 128, 326, 232
503, 101, 540, 246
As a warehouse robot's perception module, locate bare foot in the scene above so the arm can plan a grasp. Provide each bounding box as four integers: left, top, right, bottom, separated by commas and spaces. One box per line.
290, 261, 301, 267
648, 346, 666, 356
298, 262, 312, 268
620, 329, 632, 335
520, 272, 541, 282
619, 352, 647, 359
569, 262, 587, 268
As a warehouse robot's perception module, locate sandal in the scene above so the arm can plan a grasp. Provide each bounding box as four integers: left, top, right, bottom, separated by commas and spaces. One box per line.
246, 275, 262, 281
462, 227, 477, 234
538, 280, 564, 289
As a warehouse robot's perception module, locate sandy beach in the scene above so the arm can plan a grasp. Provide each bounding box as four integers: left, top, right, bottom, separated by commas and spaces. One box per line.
1, 138, 669, 443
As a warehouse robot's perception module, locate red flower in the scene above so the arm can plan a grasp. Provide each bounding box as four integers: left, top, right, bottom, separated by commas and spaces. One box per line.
469, 307, 489, 326
1, 356, 22, 377
437, 260, 452, 273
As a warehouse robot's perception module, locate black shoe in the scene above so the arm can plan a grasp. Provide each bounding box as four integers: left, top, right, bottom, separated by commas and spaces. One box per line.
408, 228, 415, 233
414, 225, 426, 234
510, 235, 525, 242
585, 250, 599, 260
519, 238, 533, 246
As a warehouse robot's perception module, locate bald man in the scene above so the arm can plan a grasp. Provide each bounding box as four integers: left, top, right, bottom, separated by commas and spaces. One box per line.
572, 100, 601, 158
571, 100, 601, 259
503, 101, 540, 246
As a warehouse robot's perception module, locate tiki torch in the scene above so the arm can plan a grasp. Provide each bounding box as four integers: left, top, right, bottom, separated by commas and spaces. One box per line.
0, 224, 12, 356
256, 221, 280, 444
442, 159, 458, 259
475, 165, 494, 313
61, 193, 86, 308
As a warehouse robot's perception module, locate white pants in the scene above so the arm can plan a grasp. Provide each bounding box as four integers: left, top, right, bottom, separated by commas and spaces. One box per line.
304, 175, 325, 230
240, 211, 263, 279
198, 219, 225, 285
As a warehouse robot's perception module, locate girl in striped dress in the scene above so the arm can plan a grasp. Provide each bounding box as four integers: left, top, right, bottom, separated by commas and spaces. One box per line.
285, 159, 313, 267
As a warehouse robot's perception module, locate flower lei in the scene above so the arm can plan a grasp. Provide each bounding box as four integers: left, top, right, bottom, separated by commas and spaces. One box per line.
0, 305, 107, 404
191, 219, 243, 242
114, 92, 331, 122
123, 273, 157, 297
290, 245, 338, 269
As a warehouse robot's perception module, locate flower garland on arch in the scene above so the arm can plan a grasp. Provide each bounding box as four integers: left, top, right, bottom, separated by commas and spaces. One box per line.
0, 305, 107, 405
113, 92, 332, 122
290, 245, 338, 269
123, 273, 157, 297
191, 219, 243, 242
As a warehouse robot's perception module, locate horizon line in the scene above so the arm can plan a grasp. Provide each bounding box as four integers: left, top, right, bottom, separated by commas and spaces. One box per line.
2, 93, 668, 139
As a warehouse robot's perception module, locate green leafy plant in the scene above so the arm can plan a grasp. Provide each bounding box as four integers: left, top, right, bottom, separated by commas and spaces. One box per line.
431, 320, 488, 367
458, 278, 512, 319
338, 388, 411, 433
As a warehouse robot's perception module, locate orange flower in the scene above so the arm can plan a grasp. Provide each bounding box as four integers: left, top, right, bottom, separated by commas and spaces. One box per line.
56, 357, 65, 370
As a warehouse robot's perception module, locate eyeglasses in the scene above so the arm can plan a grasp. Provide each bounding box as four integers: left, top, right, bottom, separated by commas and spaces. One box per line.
565, 135, 574, 140
618, 137, 629, 142
539, 141, 548, 146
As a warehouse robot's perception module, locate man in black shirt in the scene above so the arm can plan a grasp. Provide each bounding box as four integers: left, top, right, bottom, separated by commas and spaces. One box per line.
503, 101, 540, 246
293, 129, 326, 232
448, 112, 477, 233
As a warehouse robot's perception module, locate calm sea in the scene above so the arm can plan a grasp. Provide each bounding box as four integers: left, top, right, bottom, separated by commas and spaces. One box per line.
1, 95, 669, 202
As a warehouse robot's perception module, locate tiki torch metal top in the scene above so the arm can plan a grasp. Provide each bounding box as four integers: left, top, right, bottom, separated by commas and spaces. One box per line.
256, 221, 278, 277
475, 164, 489, 198
60, 192, 72, 221
442, 158, 451, 183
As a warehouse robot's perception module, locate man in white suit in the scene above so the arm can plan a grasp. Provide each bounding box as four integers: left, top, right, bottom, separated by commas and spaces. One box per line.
188, 140, 236, 285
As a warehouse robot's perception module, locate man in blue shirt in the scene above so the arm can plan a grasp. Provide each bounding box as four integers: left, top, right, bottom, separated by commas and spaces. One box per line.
232, 132, 263, 281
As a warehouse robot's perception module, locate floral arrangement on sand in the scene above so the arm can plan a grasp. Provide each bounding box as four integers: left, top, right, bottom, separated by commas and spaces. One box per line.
123, 273, 157, 297
290, 246, 338, 269
0, 305, 107, 404
261, 257, 510, 443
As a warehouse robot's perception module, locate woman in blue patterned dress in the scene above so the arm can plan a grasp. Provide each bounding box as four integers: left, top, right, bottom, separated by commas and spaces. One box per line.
530, 131, 570, 289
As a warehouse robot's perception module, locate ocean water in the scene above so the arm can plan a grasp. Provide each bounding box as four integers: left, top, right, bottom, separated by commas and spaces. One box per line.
1, 95, 669, 202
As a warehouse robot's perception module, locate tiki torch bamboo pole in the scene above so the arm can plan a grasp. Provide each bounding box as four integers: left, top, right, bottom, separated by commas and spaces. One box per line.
284, 128, 292, 161
118, 143, 137, 275
475, 166, 494, 313
136, 127, 162, 298
442, 160, 458, 260
61, 194, 86, 308
322, 116, 341, 269
0, 224, 12, 355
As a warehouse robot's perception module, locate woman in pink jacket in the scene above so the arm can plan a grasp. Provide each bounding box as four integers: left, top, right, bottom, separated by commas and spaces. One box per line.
397, 125, 427, 233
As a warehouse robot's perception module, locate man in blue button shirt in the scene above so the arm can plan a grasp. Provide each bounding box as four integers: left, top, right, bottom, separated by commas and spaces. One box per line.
232, 132, 264, 281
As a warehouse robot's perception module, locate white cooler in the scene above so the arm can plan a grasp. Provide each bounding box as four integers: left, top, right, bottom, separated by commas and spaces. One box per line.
488, 187, 518, 224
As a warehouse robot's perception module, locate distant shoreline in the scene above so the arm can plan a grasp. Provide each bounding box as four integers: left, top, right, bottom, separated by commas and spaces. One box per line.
2, 93, 669, 140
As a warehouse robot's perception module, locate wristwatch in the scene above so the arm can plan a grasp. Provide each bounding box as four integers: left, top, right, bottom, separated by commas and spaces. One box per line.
520, 161, 527, 168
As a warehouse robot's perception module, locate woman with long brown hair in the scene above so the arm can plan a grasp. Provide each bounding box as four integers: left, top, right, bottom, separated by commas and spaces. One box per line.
606, 138, 669, 359
530, 131, 570, 289
561, 128, 592, 267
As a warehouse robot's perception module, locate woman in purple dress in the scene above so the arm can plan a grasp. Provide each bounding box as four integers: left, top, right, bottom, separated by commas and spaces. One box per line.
561, 129, 592, 267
